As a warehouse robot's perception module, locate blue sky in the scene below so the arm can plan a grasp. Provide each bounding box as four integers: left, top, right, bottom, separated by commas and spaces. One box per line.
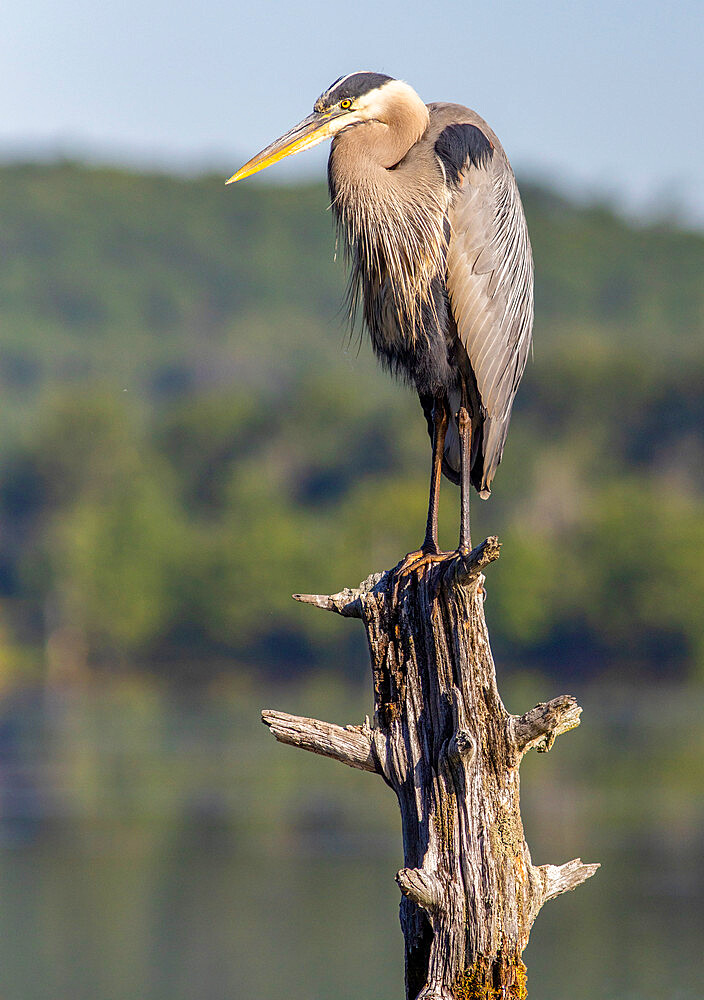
2, 0, 702, 223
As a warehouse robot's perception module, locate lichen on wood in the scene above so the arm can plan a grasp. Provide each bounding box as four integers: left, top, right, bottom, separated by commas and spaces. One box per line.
263, 537, 598, 999
454, 955, 528, 1000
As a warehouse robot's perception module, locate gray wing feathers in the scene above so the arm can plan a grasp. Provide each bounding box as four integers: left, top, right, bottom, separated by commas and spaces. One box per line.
446, 155, 534, 495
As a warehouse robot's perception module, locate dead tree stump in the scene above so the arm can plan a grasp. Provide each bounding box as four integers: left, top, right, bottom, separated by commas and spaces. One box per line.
262, 537, 598, 1000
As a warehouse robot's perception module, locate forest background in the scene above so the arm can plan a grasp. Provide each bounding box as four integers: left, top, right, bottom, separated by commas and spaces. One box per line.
1, 162, 702, 684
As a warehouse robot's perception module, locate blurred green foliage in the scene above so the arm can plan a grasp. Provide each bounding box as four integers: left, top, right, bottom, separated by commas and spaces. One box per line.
0, 161, 702, 682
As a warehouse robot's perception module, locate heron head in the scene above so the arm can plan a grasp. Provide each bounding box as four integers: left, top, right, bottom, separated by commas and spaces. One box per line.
227, 72, 414, 184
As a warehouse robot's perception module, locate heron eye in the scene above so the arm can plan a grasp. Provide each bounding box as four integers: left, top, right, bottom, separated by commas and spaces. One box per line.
339, 98, 353, 110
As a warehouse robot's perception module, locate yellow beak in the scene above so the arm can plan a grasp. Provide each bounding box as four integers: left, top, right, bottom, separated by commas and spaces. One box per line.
226, 109, 354, 184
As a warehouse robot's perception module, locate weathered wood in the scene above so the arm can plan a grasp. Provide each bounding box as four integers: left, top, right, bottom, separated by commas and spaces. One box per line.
509, 695, 583, 754
261, 710, 379, 773
263, 538, 598, 999
538, 858, 601, 902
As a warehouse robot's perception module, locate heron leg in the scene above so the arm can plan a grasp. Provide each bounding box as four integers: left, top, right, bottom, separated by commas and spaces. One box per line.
422, 393, 450, 554
458, 397, 472, 556
390, 394, 451, 600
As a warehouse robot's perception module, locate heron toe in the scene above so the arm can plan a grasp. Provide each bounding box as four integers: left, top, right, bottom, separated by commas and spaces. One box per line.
390, 547, 454, 602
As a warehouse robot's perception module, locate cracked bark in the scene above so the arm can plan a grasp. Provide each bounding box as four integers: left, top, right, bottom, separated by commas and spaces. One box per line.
263, 537, 599, 999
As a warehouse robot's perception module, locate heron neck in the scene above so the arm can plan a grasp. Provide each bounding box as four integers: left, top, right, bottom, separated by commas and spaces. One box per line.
328, 93, 446, 329
330, 98, 429, 180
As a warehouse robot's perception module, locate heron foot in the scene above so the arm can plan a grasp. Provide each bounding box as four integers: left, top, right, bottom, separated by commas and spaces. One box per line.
390, 547, 453, 603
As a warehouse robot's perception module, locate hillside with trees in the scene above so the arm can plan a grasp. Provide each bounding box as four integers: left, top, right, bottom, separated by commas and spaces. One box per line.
0, 161, 702, 684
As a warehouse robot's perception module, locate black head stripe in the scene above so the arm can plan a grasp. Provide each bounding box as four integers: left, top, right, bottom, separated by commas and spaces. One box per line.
435, 124, 494, 184
315, 72, 394, 110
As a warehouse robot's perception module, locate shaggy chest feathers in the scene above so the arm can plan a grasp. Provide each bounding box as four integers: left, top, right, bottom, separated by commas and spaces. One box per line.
328, 142, 460, 397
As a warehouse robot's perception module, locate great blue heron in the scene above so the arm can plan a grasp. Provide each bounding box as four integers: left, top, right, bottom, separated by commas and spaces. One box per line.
228, 72, 533, 573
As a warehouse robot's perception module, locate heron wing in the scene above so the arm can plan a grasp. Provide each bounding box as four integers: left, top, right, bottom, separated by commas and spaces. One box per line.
436, 121, 534, 495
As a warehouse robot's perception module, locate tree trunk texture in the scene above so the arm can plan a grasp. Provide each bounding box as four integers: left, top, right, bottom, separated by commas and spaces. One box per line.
262, 537, 598, 1000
